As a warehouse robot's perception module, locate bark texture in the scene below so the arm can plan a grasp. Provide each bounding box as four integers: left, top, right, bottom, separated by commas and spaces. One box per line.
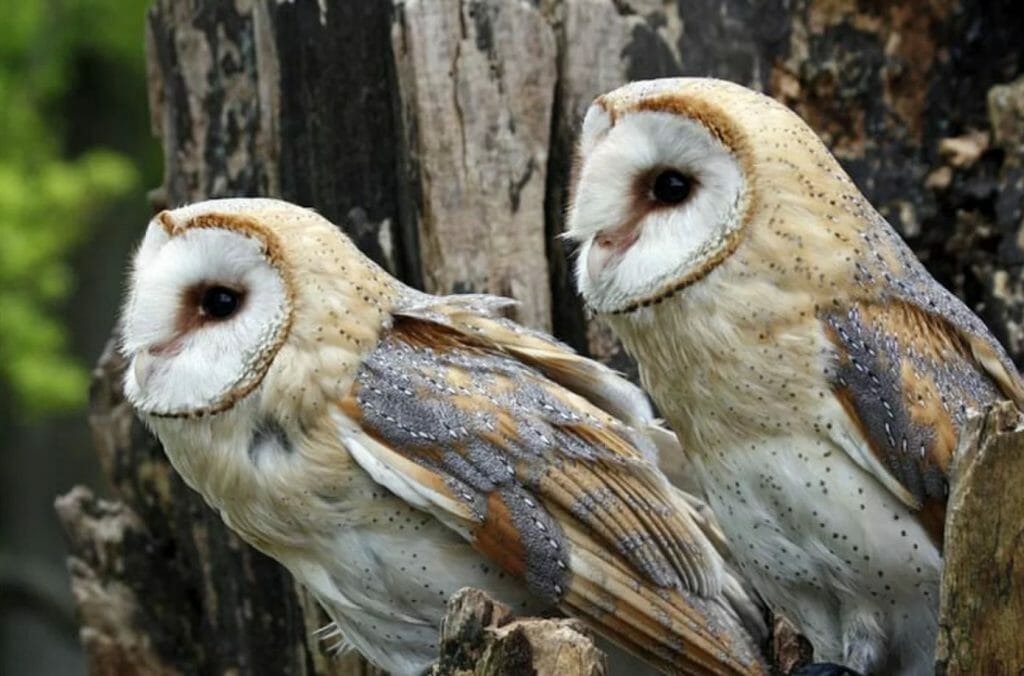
432, 588, 606, 676
60, 0, 1024, 674
936, 401, 1024, 676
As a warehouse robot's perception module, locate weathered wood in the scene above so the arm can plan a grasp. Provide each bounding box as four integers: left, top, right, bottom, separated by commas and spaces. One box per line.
432, 588, 606, 676
54, 487, 173, 676
60, 0, 1024, 674
936, 401, 1024, 675
392, 0, 558, 330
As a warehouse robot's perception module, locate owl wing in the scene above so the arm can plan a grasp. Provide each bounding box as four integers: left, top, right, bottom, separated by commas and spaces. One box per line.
336, 313, 764, 675
393, 291, 659, 436
394, 292, 722, 534
822, 286, 1024, 546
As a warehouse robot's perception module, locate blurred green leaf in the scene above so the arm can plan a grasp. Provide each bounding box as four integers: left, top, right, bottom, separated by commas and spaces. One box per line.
0, 0, 151, 416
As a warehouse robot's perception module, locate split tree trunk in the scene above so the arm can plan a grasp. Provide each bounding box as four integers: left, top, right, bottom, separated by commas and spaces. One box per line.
59, 1, 1024, 674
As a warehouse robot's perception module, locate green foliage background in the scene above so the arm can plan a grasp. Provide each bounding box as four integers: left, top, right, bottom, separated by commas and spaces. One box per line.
1, 0, 158, 414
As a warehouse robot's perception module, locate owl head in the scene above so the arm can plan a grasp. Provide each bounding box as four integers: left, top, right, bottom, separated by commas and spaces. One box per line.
121, 198, 393, 421
566, 77, 859, 317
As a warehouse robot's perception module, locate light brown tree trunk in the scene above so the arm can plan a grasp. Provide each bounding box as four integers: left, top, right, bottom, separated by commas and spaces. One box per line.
59, 1, 1024, 673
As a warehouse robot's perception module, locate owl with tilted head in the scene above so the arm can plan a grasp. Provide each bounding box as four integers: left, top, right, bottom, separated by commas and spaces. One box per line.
567, 77, 1024, 676
120, 198, 768, 675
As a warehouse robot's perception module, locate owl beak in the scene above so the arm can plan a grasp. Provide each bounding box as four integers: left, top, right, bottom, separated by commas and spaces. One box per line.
587, 226, 639, 279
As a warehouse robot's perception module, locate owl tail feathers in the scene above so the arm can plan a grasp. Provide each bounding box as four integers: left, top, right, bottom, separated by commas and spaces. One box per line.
562, 546, 767, 676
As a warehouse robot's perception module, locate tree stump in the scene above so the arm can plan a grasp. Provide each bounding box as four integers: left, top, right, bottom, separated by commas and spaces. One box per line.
936, 402, 1024, 676
432, 588, 606, 676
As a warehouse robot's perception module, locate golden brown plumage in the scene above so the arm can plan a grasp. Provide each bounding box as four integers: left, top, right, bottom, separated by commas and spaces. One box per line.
567, 77, 1023, 675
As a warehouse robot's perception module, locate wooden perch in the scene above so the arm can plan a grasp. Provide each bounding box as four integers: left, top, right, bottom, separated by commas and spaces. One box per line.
430, 588, 832, 675
936, 401, 1024, 675
432, 588, 606, 676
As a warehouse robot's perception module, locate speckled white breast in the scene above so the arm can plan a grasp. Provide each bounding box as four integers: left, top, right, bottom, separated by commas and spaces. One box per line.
686, 417, 941, 675
610, 287, 943, 675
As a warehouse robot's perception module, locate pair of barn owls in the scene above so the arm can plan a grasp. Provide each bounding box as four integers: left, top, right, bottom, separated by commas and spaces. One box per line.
122, 78, 1020, 675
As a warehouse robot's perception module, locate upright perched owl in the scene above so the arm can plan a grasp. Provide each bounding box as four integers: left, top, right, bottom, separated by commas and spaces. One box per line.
567, 78, 1024, 675
120, 198, 767, 676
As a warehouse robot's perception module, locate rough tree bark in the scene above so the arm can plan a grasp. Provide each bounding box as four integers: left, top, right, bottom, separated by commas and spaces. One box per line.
936, 401, 1024, 676
57, 1, 1023, 674
432, 588, 607, 676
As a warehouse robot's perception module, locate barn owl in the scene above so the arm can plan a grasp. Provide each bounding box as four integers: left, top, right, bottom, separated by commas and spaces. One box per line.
120, 198, 767, 676
566, 77, 1024, 675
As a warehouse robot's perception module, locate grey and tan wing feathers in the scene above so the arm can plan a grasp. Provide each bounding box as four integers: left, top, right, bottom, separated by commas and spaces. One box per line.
393, 291, 661, 442
822, 219, 1024, 545
336, 315, 765, 675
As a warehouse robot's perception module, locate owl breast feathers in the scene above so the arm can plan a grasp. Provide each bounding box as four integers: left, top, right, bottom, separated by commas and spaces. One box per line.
120, 198, 766, 675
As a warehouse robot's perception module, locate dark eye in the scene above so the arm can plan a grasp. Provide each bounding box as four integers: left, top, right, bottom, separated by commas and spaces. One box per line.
651, 169, 693, 204
200, 286, 242, 320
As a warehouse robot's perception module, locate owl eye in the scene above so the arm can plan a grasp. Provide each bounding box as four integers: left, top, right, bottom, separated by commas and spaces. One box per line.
651, 169, 693, 205
200, 285, 243, 320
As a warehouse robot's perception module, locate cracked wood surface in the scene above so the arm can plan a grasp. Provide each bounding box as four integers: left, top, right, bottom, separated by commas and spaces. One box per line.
61, 0, 1024, 674
392, 0, 557, 330
936, 402, 1024, 676
432, 588, 606, 676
